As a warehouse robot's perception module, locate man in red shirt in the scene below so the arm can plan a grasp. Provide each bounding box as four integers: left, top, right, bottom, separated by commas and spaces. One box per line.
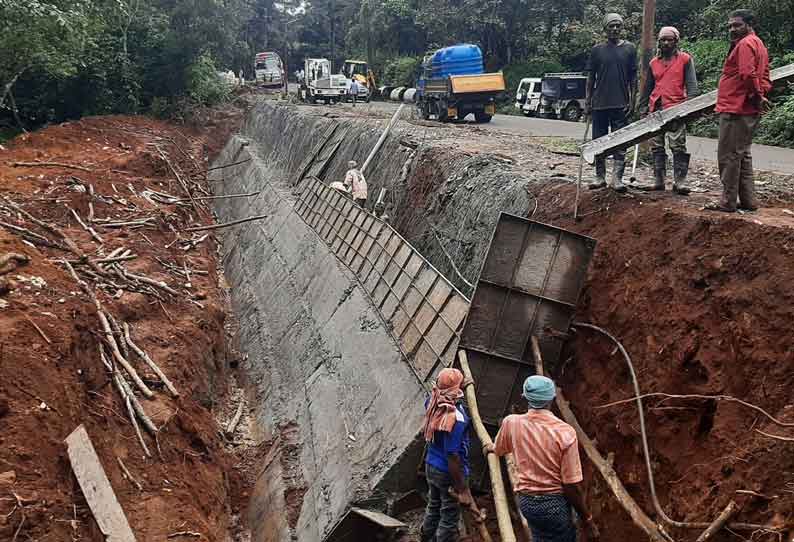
639, 26, 699, 194
708, 9, 772, 212
486, 376, 599, 542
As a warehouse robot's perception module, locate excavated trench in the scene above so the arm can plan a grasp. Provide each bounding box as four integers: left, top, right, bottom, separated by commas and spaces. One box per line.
213, 102, 794, 542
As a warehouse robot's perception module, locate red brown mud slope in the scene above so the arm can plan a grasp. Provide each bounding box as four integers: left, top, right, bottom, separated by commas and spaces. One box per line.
535, 186, 794, 542
0, 111, 248, 541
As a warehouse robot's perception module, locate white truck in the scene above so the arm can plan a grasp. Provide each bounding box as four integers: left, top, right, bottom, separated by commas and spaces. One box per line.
515, 77, 542, 116
254, 52, 284, 88
298, 58, 348, 104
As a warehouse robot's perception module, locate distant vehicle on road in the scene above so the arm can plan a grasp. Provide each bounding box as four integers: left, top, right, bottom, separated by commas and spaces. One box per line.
416, 44, 505, 123
538, 72, 587, 122
254, 52, 284, 88
298, 58, 348, 104
515, 77, 542, 116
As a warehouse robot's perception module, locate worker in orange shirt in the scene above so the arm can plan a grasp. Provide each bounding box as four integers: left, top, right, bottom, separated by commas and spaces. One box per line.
638, 26, 699, 194
486, 376, 599, 542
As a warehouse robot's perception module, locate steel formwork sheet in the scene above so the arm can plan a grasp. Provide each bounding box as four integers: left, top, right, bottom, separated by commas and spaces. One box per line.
460, 214, 595, 425
294, 176, 471, 386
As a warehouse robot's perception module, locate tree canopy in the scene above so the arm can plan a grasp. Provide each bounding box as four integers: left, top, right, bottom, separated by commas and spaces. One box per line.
2, 0, 793, 144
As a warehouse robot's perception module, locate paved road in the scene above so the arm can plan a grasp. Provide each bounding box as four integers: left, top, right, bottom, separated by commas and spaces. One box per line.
487, 114, 794, 175
347, 99, 794, 175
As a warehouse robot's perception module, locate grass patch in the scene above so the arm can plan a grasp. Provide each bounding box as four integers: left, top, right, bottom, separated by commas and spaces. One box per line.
535, 136, 580, 155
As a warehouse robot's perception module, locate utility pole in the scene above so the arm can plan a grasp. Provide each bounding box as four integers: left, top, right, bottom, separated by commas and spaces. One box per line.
330, 0, 336, 72
639, 0, 656, 98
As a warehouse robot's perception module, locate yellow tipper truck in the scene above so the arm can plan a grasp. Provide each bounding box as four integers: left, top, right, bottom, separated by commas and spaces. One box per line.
416, 44, 505, 123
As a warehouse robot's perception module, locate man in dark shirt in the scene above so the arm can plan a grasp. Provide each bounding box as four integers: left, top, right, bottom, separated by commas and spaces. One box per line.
586, 13, 638, 193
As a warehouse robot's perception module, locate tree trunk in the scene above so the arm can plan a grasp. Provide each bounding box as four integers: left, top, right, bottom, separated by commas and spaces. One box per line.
8, 90, 27, 133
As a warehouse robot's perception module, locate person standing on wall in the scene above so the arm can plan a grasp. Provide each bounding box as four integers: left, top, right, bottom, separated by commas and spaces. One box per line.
420, 368, 474, 542
485, 376, 599, 542
706, 9, 772, 213
638, 26, 699, 195
585, 13, 638, 194
344, 160, 368, 208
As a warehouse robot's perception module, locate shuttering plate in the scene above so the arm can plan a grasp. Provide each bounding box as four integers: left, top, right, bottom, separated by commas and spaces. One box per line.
459, 213, 596, 425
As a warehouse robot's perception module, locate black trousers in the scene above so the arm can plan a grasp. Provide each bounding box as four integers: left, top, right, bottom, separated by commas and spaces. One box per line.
592, 107, 629, 177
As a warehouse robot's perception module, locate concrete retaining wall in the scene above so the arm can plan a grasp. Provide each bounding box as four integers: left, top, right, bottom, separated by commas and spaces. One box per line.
211, 136, 427, 541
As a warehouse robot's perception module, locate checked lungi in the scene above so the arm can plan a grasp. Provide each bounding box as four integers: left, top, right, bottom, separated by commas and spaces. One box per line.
518, 493, 577, 542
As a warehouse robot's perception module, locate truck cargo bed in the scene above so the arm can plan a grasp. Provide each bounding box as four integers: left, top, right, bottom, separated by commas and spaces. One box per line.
450, 73, 505, 94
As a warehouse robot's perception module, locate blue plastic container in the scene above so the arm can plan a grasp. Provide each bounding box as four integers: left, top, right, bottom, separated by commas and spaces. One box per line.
430, 44, 484, 78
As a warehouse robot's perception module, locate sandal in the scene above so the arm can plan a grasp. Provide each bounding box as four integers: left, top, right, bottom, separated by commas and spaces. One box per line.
704, 202, 736, 213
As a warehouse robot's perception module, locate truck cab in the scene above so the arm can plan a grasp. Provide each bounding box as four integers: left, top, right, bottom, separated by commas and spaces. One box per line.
515, 77, 542, 116
299, 58, 348, 104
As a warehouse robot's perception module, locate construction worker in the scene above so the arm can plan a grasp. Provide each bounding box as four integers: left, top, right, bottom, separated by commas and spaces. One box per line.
329, 180, 350, 195
420, 368, 473, 542
486, 376, 599, 542
707, 9, 772, 213
349, 79, 360, 107
585, 13, 638, 193
344, 160, 367, 208
638, 26, 699, 194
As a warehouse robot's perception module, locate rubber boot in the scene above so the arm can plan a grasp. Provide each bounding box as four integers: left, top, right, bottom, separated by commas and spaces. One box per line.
650, 150, 666, 190
612, 159, 627, 193
589, 159, 607, 189
672, 152, 691, 195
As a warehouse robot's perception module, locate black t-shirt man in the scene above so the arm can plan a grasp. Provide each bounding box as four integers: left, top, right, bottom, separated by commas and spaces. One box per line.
586, 41, 637, 110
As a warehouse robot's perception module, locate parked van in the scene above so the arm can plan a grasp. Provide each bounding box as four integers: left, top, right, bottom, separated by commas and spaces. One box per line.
515, 77, 542, 116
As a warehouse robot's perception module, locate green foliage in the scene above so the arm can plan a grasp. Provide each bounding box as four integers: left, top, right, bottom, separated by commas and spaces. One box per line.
381, 56, 421, 87
2, 0, 794, 147
187, 54, 230, 106
757, 86, 794, 147
679, 39, 728, 91
502, 59, 566, 95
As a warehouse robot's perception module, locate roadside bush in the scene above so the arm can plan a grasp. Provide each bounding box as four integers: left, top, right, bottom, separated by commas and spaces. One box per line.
501, 59, 566, 95
187, 53, 230, 106
679, 38, 728, 92
382, 56, 421, 87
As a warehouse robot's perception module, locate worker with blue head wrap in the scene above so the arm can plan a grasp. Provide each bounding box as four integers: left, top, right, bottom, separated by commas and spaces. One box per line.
487, 375, 600, 541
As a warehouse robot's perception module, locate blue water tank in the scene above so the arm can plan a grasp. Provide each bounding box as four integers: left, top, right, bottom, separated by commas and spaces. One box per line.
430, 44, 484, 77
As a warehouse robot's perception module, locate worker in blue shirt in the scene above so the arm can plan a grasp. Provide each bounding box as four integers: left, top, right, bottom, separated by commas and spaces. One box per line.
420, 368, 473, 542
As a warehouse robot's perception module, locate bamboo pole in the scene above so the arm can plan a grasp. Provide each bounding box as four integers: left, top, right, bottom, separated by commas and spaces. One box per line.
361, 103, 405, 174
695, 501, 737, 542
505, 454, 534, 541
531, 336, 671, 542
458, 349, 517, 542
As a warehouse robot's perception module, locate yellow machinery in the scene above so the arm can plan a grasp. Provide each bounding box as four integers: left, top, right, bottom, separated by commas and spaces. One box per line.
342, 60, 376, 101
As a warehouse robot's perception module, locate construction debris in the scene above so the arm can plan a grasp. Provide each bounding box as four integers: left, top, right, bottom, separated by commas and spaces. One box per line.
65, 425, 137, 542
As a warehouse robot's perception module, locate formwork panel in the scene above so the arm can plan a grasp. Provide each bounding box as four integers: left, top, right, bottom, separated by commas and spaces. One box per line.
460, 214, 595, 425
414, 340, 441, 380
293, 177, 472, 391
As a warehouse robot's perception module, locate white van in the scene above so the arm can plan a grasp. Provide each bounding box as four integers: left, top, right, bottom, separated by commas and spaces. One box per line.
515, 77, 542, 117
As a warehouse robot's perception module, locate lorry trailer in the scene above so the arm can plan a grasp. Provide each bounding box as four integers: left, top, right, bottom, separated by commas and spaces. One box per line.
416, 44, 506, 123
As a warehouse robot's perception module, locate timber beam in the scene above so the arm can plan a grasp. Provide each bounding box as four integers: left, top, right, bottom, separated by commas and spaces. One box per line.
582, 63, 794, 164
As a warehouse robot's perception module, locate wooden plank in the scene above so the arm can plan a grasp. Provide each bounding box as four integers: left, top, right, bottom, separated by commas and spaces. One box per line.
582, 62, 794, 163
295, 123, 337, 184
350, 507, 406, 529
65, 425, 136, 542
